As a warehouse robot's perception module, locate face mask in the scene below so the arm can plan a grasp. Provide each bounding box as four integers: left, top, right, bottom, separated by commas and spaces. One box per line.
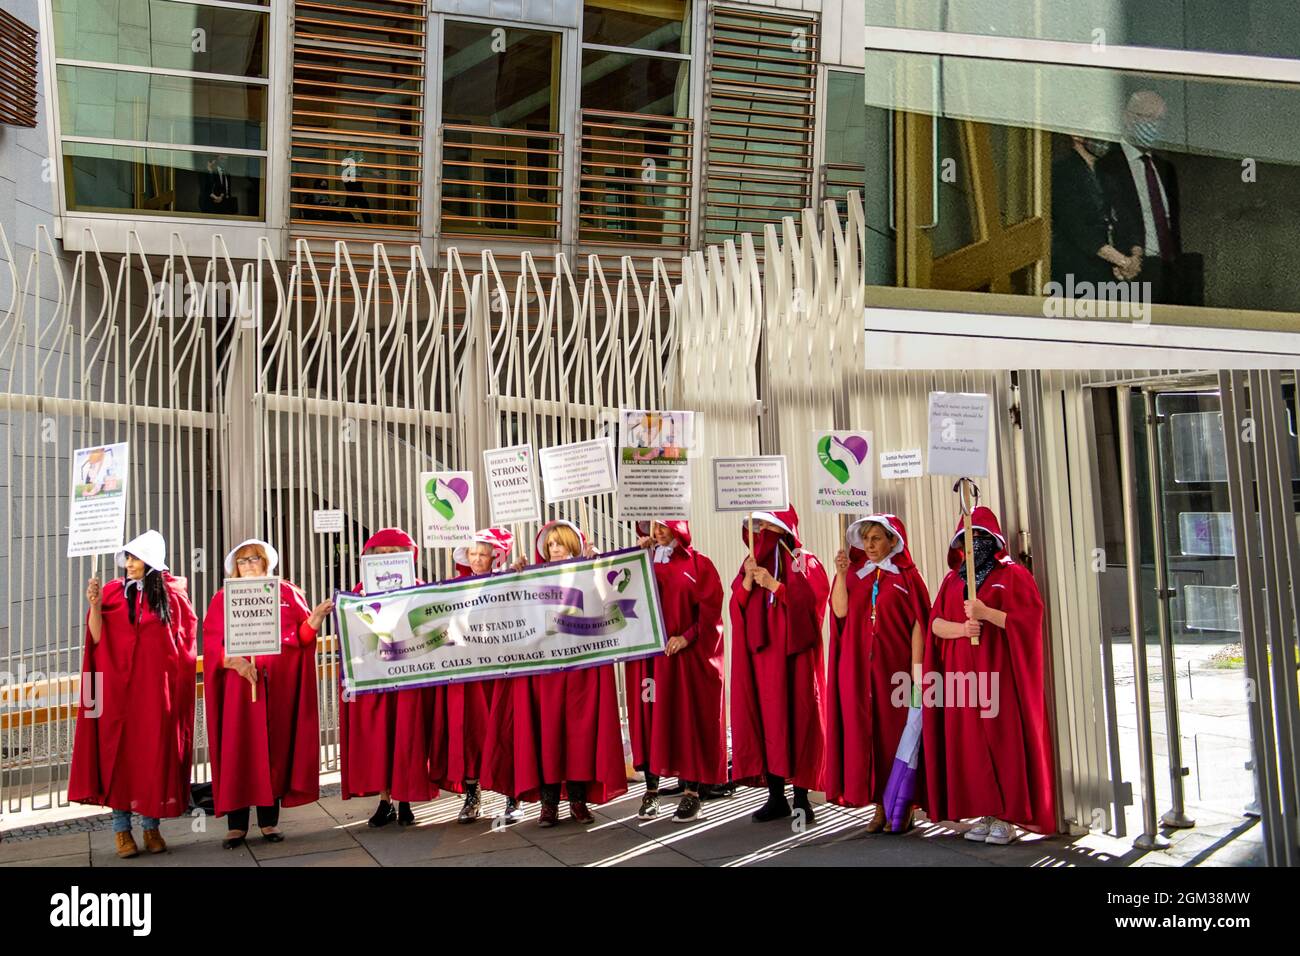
751, 529, 779, 564
1129, 119, 1161, 150
1083, 138, 1111, 158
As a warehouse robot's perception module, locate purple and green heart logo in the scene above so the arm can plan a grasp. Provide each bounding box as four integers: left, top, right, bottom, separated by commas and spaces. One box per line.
817, 434, 868, 485
607, 568, 631, 593
425, 475, 470, 522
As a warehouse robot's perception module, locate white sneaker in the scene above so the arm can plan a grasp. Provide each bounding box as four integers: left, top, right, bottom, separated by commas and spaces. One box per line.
985, 819, 1018, 845
963, 816, 994, 842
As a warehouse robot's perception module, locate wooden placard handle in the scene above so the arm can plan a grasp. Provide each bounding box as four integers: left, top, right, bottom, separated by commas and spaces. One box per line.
959, 478, 980, 647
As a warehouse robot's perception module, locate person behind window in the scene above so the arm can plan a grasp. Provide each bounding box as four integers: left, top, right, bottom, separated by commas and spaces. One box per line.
1050, 134, 1142, 295
1097, 91, 1183, 304
201, 155, 236, 215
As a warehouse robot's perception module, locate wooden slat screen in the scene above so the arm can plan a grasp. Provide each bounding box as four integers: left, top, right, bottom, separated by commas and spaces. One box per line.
0, 9, 38, 129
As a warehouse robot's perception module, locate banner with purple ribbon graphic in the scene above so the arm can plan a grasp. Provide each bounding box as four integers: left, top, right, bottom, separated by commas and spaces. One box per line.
334, 548, 666, 694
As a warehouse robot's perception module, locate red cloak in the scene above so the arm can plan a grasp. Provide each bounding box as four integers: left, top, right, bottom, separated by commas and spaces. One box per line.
201, 580, 320, 815
823, 514, 930, 808
922, 507, 1057, 834
479, 520, 627, 804
625, 521, 727, 785
69, 574, 198, 819
339, 528, 438, 802
728, 506, 829, 790
428, 564, 493, 791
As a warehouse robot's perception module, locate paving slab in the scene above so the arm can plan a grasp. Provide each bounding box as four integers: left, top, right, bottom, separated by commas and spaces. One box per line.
0, 832, 89, 864
260, 846, 379, 868
351, 816, 533, 865
520, 816, 667, 866
411, 845, 564, 868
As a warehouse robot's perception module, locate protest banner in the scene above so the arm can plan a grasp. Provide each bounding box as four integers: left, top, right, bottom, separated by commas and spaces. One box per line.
419, 471, 476, 549
810, 430, 874, 513
334, 548, 666, 694
67, 442, 129, 558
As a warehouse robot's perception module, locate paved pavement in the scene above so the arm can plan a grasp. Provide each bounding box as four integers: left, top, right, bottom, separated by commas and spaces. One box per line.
0, 773, 1263, 867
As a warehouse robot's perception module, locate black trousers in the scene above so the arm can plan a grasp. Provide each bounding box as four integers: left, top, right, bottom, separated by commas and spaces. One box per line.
227, 800, 280, 832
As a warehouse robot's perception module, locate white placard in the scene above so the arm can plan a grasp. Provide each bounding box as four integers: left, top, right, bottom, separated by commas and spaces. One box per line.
927, 392, 991, 478
419, 471, 476, 549
313, 509, 344, 533
67, 442, 129, 558
361, 552, 416, 594
810, 430, 874, 513
712, 456, 789, 512
620, 410, 694, 452
880, 449, 924, 480
482, 444, 541, 526
617, 451, 692, 520
539, 437, 617, 504
222, 576, 282, 657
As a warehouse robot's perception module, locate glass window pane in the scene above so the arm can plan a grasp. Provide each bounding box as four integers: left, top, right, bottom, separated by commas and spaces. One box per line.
581, 49, 689, 115
867, 51, 1300, 314
442, 21, 560, 131
865, 0, 1300, 60
52, 0, 268, 78
62, 141, 264, 219
57, 65, 267, 150
583, 0, 690, 54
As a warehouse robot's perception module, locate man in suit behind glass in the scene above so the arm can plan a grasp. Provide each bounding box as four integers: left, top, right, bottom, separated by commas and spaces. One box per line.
1097, 91, 1182, 305
201, 155, 237, 215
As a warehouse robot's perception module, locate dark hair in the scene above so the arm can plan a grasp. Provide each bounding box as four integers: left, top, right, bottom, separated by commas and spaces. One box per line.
126, 566, 172, 625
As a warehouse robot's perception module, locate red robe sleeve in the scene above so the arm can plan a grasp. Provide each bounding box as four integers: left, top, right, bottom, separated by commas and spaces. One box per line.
783, 553, 829, 657
679, 551, 724, 645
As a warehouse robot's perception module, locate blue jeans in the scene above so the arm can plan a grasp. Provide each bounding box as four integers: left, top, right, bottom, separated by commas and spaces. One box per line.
111, 810, 160, 833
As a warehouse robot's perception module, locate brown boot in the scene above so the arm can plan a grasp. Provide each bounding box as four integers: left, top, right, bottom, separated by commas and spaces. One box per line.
115, 831, 139, 859
142, 828, 167, 854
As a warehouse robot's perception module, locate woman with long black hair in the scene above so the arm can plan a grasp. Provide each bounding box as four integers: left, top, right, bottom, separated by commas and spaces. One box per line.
69, 530, 198, 859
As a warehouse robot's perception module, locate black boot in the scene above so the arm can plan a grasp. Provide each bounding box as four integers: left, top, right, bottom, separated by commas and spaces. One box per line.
792, 787, 816, 826
751, 773, 791, 822
367, 799, 395, 828
397, 801, 415, 826
458, 781, 481, 824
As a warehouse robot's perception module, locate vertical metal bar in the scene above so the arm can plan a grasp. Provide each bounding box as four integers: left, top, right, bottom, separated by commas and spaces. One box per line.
1117, 385, 1168, 850
1140, 388, 1194, 829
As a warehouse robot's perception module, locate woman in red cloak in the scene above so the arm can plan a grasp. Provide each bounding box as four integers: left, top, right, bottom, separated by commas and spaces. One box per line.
202, 538, 333, 848
923, 506, 1057, 846
481, 519, 626, 827
729, 506, 829, 824
439, 526, 514, 824
340, 527, 437, 828
826, 514, 930, 830
626, 519, 725, 823
71, 530, 198, 859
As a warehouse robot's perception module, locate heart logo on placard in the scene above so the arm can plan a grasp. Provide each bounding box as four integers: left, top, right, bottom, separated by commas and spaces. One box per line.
607, 568, 631, 593
818, 434, 868, 485
425, 476, 469, 522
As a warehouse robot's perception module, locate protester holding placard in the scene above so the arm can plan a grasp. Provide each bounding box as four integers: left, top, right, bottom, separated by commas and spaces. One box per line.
441, 527, 516, 824
70, 531, 198, 860
627, 520, 726, 823
340, 527, 437, 828
923, 506, 1057, 846
482, 519, 626, 827
826, 515, 930, 830
728, 506, 829, 824
202, 539, 333, 849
